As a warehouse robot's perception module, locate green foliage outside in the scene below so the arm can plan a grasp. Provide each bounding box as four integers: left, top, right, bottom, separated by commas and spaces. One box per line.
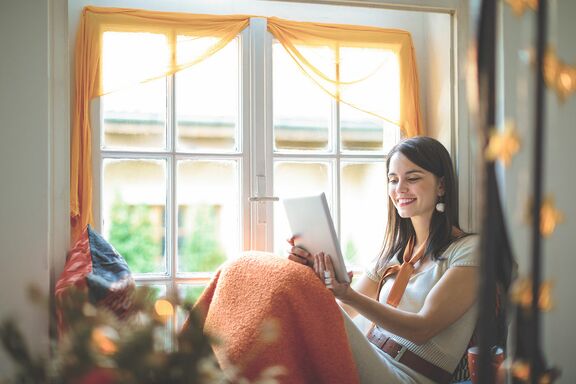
108, 196, 162, 273
180, 285, 207, 304
108, 196, 226, 274
345, 238, 359, 265
179, 205, 226, 272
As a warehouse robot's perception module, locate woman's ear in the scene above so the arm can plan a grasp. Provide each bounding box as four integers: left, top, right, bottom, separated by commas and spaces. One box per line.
437, 176, 446, 197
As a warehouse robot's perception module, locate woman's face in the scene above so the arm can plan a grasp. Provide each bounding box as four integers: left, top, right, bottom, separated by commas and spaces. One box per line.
387, 152, 444, 222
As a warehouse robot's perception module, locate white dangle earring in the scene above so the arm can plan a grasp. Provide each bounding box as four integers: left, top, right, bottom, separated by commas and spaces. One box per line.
435, 198, 445, 213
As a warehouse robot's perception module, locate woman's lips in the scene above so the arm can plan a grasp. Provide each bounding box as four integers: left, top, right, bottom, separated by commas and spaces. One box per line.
397, 198, 416, 207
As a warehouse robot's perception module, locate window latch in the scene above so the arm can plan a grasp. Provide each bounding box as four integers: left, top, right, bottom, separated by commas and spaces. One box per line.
250, 176, 279, 202
249, 196, 279, 202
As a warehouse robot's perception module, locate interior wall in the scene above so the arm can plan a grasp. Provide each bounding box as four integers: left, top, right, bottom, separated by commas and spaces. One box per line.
423, 13, 452, 148
0, 0, 51, 378
500, 2, 576, 381
541, 1, 576, 380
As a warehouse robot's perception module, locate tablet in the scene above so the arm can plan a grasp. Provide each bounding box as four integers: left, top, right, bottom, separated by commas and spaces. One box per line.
282, 192, 350, 283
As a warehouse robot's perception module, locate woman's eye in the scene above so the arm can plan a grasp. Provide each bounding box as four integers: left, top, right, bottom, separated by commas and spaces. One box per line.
408, 178, 421, 183
388, 179, 398, 184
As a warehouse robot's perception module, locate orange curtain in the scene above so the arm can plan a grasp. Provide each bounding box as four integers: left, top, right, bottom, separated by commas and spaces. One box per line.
267, 17, 422, 138
71, 7, 422, 241
70, 6, 250, 240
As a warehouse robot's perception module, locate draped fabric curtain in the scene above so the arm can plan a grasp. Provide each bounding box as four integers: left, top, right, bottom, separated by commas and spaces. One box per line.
71, 7, 250, 240
267, 17, 422, 137
71, 6, 422, 240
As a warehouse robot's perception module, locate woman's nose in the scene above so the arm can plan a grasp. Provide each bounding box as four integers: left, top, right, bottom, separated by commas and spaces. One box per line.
396, 179, 408, 192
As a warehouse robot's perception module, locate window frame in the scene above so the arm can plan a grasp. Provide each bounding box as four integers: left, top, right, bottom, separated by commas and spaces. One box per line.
72, 3, 472, 291
90, 15, 404, 288
91, 32, 248, 288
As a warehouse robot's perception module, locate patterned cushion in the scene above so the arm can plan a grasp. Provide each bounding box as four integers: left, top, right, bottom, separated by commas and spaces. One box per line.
450, 352, 470, 382
55, 225, 134, 334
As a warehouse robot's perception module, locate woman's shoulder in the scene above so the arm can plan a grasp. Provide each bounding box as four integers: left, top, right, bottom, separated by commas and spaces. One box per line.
441, 234, 480, 267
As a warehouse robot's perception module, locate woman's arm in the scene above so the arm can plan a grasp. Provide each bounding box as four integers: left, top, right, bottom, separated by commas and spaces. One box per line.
287, 238, 381, 318
319, 253, 478, 345
339, 273, 379, 318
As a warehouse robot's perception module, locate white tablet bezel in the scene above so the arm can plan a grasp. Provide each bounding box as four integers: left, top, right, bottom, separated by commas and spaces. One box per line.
282, 192, 350, 283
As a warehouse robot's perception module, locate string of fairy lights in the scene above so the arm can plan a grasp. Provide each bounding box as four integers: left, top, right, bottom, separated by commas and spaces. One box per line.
486, 0, 572, 382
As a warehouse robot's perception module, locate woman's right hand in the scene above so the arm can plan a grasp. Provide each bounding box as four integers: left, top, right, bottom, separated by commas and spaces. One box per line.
286, 235, 314, 267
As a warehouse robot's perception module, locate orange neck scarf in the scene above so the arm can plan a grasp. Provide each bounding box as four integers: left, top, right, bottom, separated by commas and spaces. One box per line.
380, 237, 428, 308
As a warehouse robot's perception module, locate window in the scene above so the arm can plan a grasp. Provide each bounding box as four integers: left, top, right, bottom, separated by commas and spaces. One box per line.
270, 39, 397, 265
94, 18, 401, 314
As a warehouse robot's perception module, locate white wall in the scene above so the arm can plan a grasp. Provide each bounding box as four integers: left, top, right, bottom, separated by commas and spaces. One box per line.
500, 1, 576, 381
541, 1, 576, 381
423, 13, 452, 147
0, 0, 51, 378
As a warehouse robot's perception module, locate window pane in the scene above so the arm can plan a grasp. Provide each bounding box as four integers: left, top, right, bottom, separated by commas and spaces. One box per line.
273, 161, 332, 255
340, 104, 399, 153
340, 161, 387, 268
176, 38, 239, 152
101, 79, 167, 150
176, 284, 207, 329
339, 47, 400, 152
102, 159, 167, 274
101, 32, 168, 150
135, 283, 167, 303
177, 160, 239, 273
273, 42, 332, 152
135, 283, 171, 349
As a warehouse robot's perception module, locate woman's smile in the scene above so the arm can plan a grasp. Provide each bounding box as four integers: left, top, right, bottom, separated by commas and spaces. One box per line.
397, 197, 416, 207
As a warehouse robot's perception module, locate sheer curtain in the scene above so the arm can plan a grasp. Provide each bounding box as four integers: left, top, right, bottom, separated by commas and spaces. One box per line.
267, 17, 422, 137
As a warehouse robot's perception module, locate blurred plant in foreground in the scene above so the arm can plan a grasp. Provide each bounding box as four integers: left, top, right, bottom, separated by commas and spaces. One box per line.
0, 286, 284, 384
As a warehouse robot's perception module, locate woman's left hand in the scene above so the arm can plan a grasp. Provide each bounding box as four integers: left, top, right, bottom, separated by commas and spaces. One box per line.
313, 252, 353, 299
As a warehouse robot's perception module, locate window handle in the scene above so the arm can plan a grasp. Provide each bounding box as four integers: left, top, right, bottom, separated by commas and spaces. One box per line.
249, 196, 279, 202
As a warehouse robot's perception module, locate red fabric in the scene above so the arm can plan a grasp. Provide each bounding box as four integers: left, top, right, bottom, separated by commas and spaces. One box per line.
55, 226, 134, 335
194, 252, 360, 384
55, 227, 93, 335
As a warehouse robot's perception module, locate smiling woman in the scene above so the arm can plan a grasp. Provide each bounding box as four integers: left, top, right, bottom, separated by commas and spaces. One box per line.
194, 136, 478, 383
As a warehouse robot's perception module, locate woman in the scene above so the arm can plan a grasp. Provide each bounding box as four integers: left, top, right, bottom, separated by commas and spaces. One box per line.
288, 136, 479, 384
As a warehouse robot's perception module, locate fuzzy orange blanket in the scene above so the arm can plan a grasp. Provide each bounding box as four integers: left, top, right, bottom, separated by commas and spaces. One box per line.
194, 251, 360, 384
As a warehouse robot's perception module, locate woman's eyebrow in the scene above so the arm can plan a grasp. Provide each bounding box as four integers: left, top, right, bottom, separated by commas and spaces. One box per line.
388, 170, 424, 176
406, 170, 424, 175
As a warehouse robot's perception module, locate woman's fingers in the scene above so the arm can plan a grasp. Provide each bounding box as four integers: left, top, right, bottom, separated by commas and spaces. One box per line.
286, 236, 296, 246
286, 236, 313, 266
289, 246, 312, 265
315, 252, 326, 279
323, 253, 336, 288
323, 253, 335, 275
288, 253, 307, 265
322, 253, 351, 298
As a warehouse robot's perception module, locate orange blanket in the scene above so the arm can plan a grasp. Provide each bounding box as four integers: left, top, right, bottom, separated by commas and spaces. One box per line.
194, 251, 360, 384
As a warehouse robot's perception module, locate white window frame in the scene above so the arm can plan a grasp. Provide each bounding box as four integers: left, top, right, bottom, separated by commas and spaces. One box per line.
90, 15, 404, 289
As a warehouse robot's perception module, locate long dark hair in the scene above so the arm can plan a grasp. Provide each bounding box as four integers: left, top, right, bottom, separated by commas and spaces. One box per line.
377, 136, 467, 271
